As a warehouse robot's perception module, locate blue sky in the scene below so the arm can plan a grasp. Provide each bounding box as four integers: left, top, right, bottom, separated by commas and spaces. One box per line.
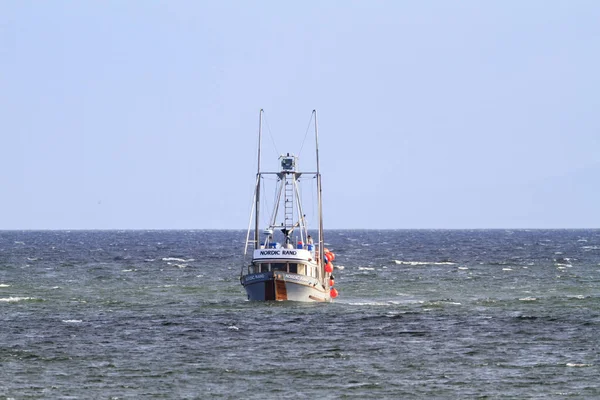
1, 1, 599, 229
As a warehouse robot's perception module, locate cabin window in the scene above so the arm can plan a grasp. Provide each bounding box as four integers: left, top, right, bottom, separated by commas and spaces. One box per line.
272, 263, 287, 272
251, 262, 313, 275
296, 264, 306, 275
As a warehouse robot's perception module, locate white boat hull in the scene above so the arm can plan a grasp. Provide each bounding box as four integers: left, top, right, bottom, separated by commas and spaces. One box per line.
241, 271, 330, 302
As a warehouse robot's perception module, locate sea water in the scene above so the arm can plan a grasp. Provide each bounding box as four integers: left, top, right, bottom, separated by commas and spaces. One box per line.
1, 230, 599, 398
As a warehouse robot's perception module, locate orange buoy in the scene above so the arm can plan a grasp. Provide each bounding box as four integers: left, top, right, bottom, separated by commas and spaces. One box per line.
325, 253, 332, 263
325, 262, 333, 273
329, 252, 335, 261
329, 278, 335, 287
330, 288, 338, 298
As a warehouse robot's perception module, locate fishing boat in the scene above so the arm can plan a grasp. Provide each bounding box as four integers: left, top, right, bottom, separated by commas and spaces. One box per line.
240, 109, 338, 302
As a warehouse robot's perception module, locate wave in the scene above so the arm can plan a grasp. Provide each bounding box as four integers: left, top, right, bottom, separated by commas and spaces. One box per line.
394, 260, 456, 266
428, 300, 462, 306
0, 284, 10, 288
62, 320, 83, 323
166, 263, 188, 269
348, 301, 397, 306
0, 296, 33, 303
162, 257, 195, 262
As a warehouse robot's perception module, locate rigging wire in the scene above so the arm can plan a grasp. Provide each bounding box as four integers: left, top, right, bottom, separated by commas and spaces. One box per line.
244, 178, 258, 254
271, 177, 281, 227
261, 111, 280, 157
297, 111, 315, 159
261, 176, 272, 228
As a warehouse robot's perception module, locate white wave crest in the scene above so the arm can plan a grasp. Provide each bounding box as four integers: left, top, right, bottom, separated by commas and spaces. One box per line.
348, 301, 392, 306
358, 267, 375, 271
0, 284, 10, 288
566, 363, 592, 367
394, 260, 456, 266
167, 263, 188, 269
62, 319, 83, 323
0, 297, 32, 302
581, 246, 600, 250
519, 297, 537, 301
162, 257, 195, 262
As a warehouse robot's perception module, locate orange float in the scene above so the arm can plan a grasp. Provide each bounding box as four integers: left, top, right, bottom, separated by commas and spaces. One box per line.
330, 288, 338, 298
325, 262, 333, 273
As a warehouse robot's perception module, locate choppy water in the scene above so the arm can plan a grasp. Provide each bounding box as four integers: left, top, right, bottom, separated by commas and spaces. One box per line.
1, 230, 600, 398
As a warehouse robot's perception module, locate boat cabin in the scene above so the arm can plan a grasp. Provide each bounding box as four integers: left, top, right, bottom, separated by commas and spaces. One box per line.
247, 261, 318, 277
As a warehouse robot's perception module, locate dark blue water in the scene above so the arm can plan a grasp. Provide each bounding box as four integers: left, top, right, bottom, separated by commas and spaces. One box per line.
1, 230, 600, 398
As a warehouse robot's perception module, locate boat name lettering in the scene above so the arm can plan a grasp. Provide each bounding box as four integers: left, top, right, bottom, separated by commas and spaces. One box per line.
245, 273, 268, 282
284, 274, 314, 284
260, 250, 280, 255
259, 250, 298, 256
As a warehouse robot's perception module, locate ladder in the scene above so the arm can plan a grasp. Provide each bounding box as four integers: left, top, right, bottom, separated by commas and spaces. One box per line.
284, 175, 294, 228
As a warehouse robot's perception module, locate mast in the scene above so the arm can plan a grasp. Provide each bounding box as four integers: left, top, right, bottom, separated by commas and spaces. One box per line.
255, 109, 263, 250
314, 110, 325, 278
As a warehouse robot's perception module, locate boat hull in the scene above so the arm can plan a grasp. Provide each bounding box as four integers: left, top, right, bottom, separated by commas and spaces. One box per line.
241, 271, 330, 302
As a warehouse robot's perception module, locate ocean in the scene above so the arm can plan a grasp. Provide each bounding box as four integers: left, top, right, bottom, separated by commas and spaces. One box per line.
1, 229, 599, 399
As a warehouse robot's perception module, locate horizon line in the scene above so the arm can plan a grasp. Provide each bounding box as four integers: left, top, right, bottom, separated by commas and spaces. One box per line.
1, 227, 599, 231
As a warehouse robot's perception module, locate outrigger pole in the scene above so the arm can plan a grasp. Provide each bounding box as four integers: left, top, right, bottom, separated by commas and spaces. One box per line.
254, 109, 263, 251
243, 109, 263, 257
314, 110, 325, 279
